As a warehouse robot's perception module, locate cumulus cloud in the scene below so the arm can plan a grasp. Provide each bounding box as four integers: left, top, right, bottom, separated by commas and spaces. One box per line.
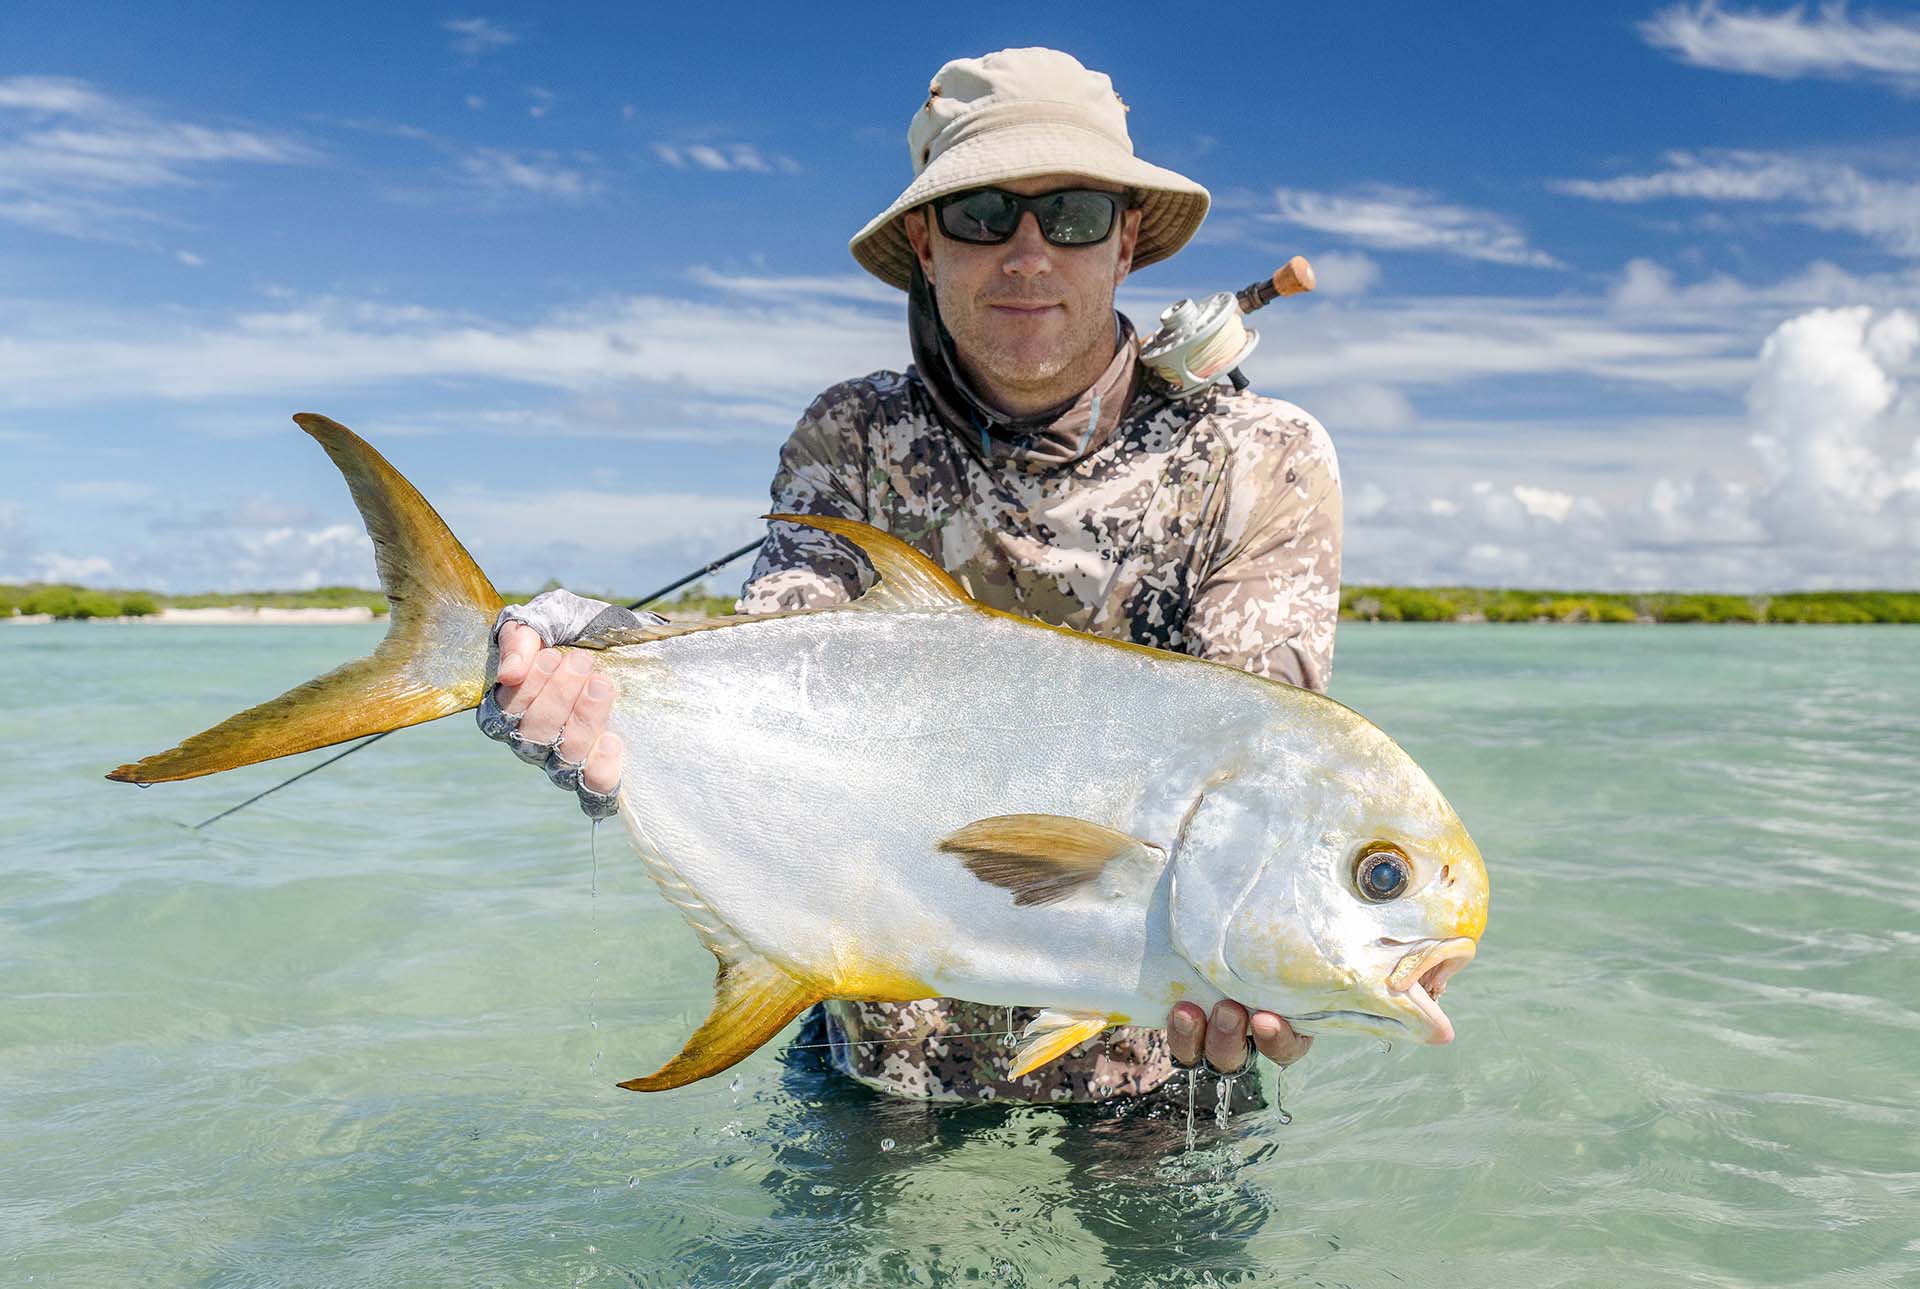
0, 75, 312, 243
1260, 185, 1563, 268
1556, 149, 1920, 259
1344, 305, 1920, 589
1642, 2, 1920, 92
443, 17, 518, 58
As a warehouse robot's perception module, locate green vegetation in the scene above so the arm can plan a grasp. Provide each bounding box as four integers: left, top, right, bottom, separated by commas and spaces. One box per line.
162, 585, 390, 613
1340, 587, 1920, 624
6, 580, 1917, 624
0, 582, 383, 619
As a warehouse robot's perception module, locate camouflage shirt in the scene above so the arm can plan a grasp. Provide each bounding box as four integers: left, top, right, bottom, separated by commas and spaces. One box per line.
735, 303, 1341, 1103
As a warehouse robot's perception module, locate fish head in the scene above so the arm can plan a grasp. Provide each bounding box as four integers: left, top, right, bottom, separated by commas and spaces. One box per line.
1167, 712, 1488, 1046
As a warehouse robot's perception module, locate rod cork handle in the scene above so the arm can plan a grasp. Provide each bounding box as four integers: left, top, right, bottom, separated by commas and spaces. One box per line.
1235, 255, 1316, 314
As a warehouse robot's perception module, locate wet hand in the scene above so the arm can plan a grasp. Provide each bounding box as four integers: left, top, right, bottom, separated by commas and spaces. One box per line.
494, 621, 623, 796
1167, 1000, 1312, 1074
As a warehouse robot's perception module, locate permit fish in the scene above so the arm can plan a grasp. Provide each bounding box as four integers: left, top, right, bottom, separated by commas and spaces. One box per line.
110, 415, 1489, 1091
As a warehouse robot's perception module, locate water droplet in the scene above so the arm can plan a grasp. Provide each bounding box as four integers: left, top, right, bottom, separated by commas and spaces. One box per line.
880, 1137, 896, 1152
627, 1176, 638, 1188
1184, 1071, 1199, 1152
1214, 1074, 1235, 1130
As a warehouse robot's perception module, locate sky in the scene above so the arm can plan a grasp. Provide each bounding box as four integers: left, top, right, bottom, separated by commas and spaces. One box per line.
2, 0, 1917, 596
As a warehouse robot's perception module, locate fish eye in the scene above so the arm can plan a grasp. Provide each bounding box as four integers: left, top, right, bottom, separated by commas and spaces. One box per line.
1353, 842, 1411, 902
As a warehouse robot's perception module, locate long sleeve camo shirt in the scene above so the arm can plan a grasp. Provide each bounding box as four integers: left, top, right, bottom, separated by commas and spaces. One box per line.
734, 302, 1341, 1104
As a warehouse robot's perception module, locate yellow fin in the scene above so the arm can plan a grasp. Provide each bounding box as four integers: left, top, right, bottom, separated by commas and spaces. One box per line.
107, 414, 504, 784
938, 814, 1165, 907
765, 513, 973, 612
1009, 1009, 1117, 1079
617, 951, 820, 1092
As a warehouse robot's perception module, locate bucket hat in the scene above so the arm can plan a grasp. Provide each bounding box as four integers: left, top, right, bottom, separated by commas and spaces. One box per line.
849, 47, 1210, 290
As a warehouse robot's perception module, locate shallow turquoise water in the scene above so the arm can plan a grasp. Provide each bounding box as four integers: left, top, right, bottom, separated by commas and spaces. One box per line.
4, 622, 1918, 1286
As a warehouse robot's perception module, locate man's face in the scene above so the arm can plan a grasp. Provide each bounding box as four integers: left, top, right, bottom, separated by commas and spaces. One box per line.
903, 174, 1143, 414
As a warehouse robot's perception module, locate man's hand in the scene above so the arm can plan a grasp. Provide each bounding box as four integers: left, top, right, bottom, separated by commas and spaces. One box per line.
1167, 1000, 1312, 1074
494, 621, 623, 796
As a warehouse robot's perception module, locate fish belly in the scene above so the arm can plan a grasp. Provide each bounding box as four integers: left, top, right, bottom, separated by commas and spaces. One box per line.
600, 607, 1269, 1015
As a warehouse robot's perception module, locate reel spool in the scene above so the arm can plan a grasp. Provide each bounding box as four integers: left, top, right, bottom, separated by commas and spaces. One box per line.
1140, 293, 1258, 397
1140, 255, 1315, 399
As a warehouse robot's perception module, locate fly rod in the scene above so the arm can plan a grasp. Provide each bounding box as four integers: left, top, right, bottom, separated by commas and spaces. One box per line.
188, 536, 766, 829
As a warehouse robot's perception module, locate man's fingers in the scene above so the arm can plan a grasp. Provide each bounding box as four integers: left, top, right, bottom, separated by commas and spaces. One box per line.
559, 674, 616, 766
1251, 1010, 1313, 1067
1168, 1001, 1206, 1067
582, 730, 623, 796
1204, 1000, 1251, 1074
518, 649, 591, 743
496, 622, 541, 689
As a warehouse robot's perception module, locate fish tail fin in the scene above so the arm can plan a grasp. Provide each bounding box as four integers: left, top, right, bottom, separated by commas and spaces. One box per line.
106, 413, 504, 785
617, 951, 820, 1092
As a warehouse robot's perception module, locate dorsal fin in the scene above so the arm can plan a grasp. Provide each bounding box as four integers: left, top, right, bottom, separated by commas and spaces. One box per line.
767, 513, 973, 612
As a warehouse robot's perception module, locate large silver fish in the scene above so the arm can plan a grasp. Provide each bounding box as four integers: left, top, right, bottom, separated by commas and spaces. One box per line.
111, 416, 1489, 1091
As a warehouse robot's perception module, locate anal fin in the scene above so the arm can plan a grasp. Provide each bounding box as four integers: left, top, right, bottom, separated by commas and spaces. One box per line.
617, 951, 819, 1092
1008, 1008, 1119, 1079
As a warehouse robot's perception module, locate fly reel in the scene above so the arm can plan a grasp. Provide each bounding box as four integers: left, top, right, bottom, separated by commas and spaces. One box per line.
1140, 255, 1315, 398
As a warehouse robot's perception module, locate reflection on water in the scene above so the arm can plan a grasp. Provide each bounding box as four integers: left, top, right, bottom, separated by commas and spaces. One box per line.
644, 1043, 1280, 1288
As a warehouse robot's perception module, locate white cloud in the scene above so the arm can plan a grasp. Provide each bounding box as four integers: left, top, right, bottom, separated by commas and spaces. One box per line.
1343, 305, 1920, 589
0, 75, 312, 244
1299, 383, 1417, 432
1304, 250, 1380, 297
175, 249, 203, 267
1642, 2, 1920, 92
652, 141, 800, 174
37, 552, 115, 582
456, 147, 597, 200
443, 17, 518, 58
413, 488, 769, 598
527, 87, 555, 119
687, 265, 902, 305
0, 288, 905, 415
465, 94, 485, 111
1260, 184, 1563, 268
1555, 149, 1920, 259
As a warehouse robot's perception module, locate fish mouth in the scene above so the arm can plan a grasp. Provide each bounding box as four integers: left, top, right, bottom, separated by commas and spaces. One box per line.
1384, 937, 1477, 1045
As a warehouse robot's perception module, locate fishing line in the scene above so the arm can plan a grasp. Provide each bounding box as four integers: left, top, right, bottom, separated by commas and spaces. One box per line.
186, 538, 765, 828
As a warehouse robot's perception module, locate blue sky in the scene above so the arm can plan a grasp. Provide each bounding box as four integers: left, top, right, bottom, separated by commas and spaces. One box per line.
2, 1, 1917, 594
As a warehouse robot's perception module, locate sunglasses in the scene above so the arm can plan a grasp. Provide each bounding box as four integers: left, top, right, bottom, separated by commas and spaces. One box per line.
931, 187, 1125, 247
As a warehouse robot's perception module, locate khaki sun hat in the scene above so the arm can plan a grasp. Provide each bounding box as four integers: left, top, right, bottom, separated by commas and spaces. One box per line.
849, 47, 1211, 291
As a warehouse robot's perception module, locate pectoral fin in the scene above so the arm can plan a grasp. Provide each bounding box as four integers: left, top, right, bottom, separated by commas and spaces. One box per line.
617, 950, 819, 1092
1009, 1008, 1119, 1079
938, 814, 1165, 907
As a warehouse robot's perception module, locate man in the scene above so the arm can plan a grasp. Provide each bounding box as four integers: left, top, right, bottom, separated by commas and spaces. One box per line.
487, 48, 1340, 1106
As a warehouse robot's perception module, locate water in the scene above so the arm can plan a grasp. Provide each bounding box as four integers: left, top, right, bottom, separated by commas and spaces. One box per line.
4, 622, 1918, 1286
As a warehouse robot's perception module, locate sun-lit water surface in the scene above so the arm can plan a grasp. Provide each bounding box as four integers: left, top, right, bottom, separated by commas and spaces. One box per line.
3, 622, 1918, 1287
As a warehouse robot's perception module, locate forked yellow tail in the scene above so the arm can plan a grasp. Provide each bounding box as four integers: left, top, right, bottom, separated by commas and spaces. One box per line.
106, 413, 504, 785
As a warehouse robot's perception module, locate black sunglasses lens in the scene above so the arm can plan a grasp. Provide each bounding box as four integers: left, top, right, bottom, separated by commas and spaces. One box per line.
940, 190, 1023, 243
1037, 191, 1117, 244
